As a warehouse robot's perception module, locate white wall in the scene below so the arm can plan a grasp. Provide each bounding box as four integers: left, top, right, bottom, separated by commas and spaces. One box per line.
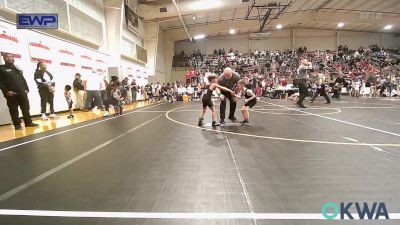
170, 68, 187, 83
207, 37, 250, 55
163, 40, 174, 82
250, 37, 292, 52
294, 29, 337, 51
338, 31, 381, 50
145, 22, 171, 83
144, 22, 158, 78
155, 29, 166, 83
174, 28, 400, 54
145, 39, 157, 76
120, 59, 149, 87
0, 19, 147, 125
382, 34, 400, 49
174, 39, 207, 56
174, 36, 249, 56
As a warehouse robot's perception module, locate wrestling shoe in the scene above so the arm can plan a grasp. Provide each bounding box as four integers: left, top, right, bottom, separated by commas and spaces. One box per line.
198, 118, 204, 127
211, 121, 220, 127
228, 116, 237, 122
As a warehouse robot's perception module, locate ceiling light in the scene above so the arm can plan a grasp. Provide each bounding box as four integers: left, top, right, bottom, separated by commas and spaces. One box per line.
276, 24, 282, 29
194, 34, 206, 40
384, 25, 393, 30
189, 0, 223, 10
337, 22, 344, 28
229, 29, 235, 34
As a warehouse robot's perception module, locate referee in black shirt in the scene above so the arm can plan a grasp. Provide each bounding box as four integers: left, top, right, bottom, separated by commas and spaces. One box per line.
0, 53, 38, 130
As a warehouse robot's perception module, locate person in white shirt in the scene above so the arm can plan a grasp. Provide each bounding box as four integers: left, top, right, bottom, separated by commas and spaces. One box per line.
182, 85, 187, 94
353, 79, 360, 98
186, 85, 194, 101
83, 70, 103, 111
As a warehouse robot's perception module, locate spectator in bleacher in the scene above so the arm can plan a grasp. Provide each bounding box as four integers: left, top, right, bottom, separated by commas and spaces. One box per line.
353, 79, 361, 97
344, 45, 349, 53
364, 80, 371, 98
186, 84, 194, 101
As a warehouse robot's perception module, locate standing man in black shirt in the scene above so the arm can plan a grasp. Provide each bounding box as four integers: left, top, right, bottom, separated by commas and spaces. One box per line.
217, 67, 241, 124
0, 53, 38, 130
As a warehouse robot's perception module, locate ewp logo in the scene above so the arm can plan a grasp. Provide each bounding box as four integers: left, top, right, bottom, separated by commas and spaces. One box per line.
17, 14, 58, 29
322, 202, 389, 220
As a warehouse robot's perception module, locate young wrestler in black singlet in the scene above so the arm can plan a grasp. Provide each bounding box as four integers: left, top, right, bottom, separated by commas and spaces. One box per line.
198, 74, 235, 127
236, 80, 257, 126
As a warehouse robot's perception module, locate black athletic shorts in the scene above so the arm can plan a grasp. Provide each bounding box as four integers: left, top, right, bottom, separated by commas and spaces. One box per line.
67, 100, 73, 109
220, 90, 234, 100
202, 99, 213, 109
245, 100, 256, 108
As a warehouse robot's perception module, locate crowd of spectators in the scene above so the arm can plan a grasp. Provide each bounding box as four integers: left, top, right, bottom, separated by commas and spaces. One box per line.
2, 43, 399, 130
178, 44, 400, 100
141, 81, 205, 103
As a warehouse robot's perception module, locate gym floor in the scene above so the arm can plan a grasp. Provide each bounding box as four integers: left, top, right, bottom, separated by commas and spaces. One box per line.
0, 97, 399, 225
0, 101, 152, 143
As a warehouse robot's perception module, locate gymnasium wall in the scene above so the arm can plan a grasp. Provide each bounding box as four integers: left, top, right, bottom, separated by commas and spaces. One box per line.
0, 20, 148, 125
294, 29, 337, 51
145, 22, 174, 84
170, 67, 188, 83
155, 29, 166, 83
174, 29, 400, 55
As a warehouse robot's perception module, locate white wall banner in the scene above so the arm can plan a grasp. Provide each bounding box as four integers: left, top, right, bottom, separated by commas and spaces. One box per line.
0, 32, 20, 57
59, 49, 76, 68
28, 42, 53, 63
0, 20, 146, 125
80, 54, 93, 71
95, 58, 106, 75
